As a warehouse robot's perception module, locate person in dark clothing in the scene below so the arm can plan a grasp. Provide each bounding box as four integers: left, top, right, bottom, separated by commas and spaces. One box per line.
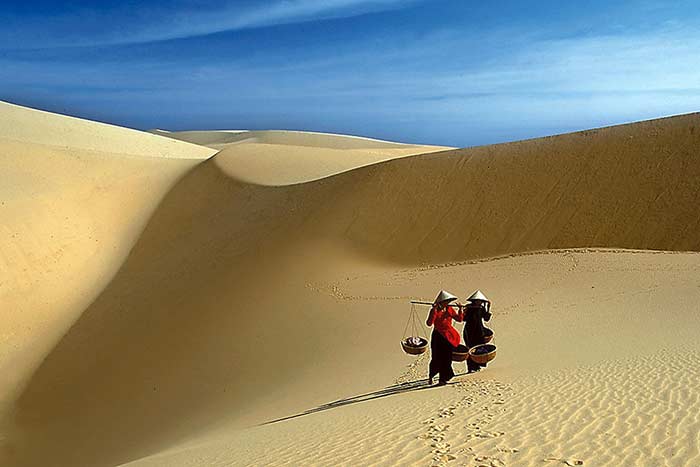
461, 290, 492, 373
426, 290, 462, 386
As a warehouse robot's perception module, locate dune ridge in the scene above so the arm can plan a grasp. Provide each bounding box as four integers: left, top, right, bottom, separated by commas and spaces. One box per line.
150, 128, 452, 185
1, 103, 699, 466
0, 101, 216, 159
148, 128, 439, 150
282, 111, 700, 263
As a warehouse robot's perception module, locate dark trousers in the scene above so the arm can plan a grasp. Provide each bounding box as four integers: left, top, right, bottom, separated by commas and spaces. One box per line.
467, 358, 484, 372
429, 329, 455, 383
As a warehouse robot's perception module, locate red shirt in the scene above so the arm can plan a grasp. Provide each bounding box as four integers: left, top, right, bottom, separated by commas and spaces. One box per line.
427, 305, 462, 347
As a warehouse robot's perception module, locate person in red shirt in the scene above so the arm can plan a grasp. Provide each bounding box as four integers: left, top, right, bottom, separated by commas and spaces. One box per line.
426, 290, 463, 386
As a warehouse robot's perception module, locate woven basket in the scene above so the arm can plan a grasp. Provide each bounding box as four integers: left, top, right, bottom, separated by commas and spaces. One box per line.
452, 344, 470, 362
483, 327, 494, 343
401, 337, 428, 355
468, 344, 497, 364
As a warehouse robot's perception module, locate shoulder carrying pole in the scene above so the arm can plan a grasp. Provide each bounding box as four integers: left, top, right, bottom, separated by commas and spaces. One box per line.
411, 300, 464, 308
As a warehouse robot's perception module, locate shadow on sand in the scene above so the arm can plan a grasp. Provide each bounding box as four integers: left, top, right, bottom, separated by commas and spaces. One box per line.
262, 373, 471, 426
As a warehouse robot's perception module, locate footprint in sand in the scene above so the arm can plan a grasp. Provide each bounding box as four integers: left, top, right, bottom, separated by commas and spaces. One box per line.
422, 410, 459, 464
473, 455, 506, 467
496, 446, 519, 453
424, 379, 515, 465
426, 424, 449, 441
544, 456, 584, 466
438, 406, 456, 418
467, 430, 504, 439
432, 453, 457, 464
432, 423, 449, 432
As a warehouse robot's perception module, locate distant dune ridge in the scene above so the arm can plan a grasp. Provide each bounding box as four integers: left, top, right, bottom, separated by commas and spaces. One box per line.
1, 101, 699, 466
148, 128, 453, 185
148, 128, 431, 149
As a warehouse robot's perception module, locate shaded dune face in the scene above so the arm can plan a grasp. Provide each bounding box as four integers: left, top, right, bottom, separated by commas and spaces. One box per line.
4, 112, 700, 466
314, 113, 700, 262
159, 113, 700, 268
7, 158, 378, 467
8, 162, 310, 466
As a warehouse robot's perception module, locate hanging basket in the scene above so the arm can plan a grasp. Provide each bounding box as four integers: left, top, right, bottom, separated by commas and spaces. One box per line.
483, 327, 494, 343
401, 303, 429, 356
452, 344, 470, 362
401, 337, 428, 355
468, 344, 497, 364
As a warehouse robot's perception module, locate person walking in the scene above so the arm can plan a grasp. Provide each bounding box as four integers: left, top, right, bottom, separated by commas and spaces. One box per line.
461, 290, 492, 373
426, 290, 462, 385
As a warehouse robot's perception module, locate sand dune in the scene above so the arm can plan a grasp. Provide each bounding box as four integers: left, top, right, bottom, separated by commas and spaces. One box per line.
1, 103, 700, 466
121, 249, 700, 467
149, 128, 440, 150
0, 101, 216, 460
2, 102, 215, 158
151, 129, 451, 185
276, 112, 700, 264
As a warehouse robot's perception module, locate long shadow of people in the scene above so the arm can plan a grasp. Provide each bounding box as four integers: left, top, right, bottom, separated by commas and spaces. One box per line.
262, 371, 473, 426
261, 379, 435, 425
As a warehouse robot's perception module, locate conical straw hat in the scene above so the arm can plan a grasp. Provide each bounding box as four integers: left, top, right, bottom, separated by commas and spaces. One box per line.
435, 290, 458, 305
467, 290, 489, 302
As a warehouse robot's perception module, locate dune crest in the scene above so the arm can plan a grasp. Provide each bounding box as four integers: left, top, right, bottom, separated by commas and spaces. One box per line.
149, 128, 439, 150
1, 101, 215, 159
151, 128, 452, 185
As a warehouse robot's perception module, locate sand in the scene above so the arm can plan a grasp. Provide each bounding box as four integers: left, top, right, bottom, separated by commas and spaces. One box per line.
121, 249, 700, 467
1, 102, 699, 466
149, 129, 452, 185
0, 101, 216, 449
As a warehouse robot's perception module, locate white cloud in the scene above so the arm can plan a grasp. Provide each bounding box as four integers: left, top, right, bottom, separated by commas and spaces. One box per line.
0, 0, 418, 48
134, 0, 420, 44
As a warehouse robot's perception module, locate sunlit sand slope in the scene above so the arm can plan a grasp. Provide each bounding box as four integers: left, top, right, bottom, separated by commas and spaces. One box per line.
2, 101, 215, 158
126, 250, 700, 467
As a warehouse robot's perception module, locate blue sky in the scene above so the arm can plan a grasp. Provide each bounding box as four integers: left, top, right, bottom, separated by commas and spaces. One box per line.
1, 0, 699, 147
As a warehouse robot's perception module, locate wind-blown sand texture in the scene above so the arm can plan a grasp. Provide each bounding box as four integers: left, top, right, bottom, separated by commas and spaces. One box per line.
1, 101, 699, 466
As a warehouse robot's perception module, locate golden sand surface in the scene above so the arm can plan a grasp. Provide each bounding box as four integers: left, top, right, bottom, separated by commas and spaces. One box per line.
1, 101, 699, 466
123, 250, 700, 467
